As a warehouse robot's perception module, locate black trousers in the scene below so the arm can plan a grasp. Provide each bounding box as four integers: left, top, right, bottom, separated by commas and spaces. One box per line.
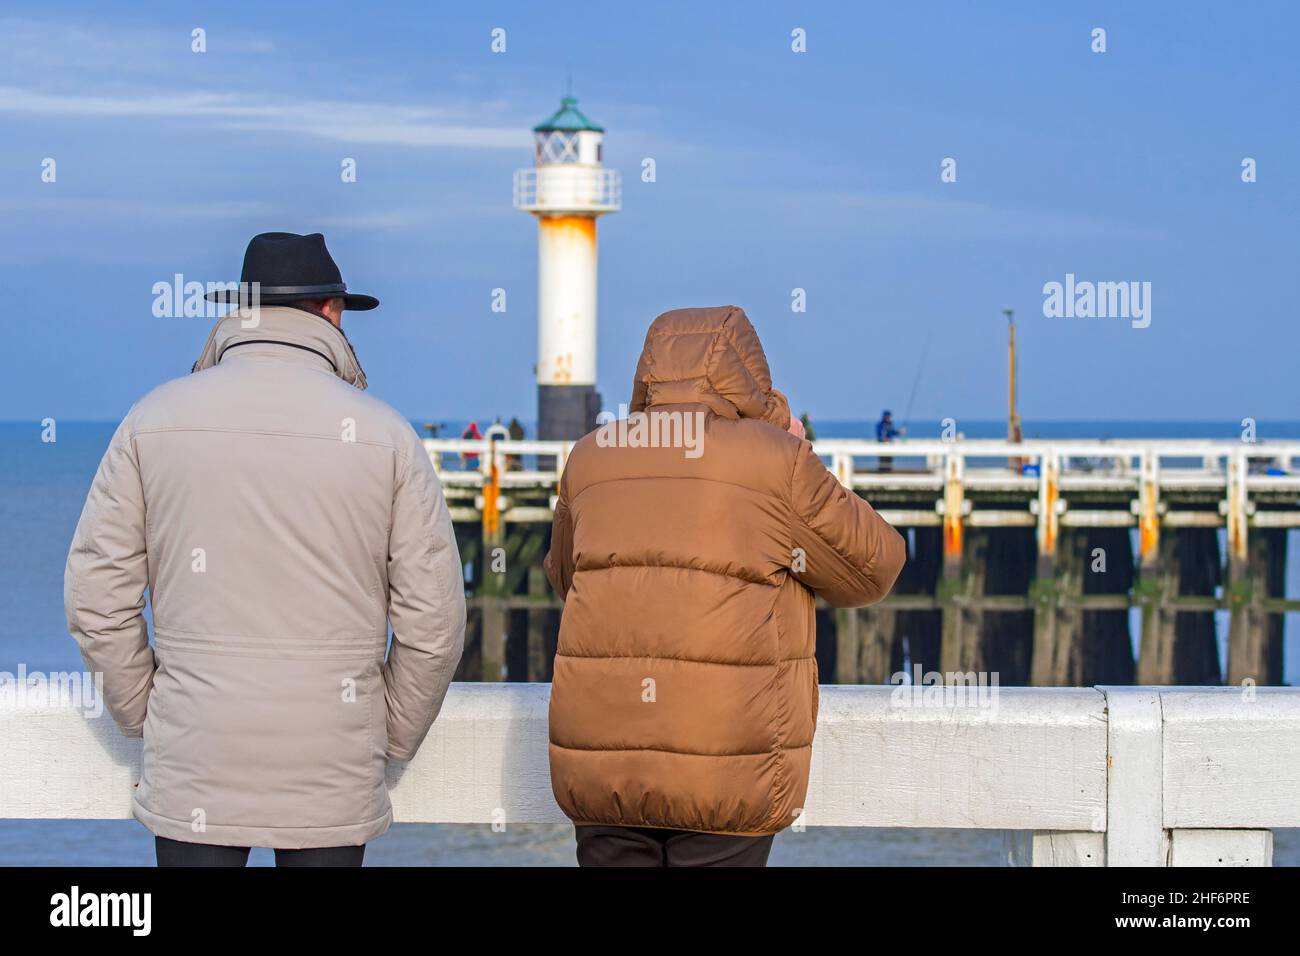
155, 836, 365, 868
574, 825, 774, 867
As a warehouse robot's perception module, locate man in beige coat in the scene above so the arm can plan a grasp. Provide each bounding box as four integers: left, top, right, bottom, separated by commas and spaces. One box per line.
65, 232, 466, 866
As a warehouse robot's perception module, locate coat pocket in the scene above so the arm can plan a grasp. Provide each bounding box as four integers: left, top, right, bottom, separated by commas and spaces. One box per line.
144, 643, 387, 831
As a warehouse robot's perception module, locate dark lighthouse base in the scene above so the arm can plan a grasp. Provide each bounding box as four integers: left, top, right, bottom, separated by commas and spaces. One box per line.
537, 384, 603, 442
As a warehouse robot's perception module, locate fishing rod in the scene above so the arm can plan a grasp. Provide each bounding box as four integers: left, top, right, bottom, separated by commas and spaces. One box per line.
901, 328, 933, 435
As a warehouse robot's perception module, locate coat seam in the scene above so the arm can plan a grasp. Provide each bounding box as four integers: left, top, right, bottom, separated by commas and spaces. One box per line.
550, 741, 811, 757
570, 472, 782, 506
155, 623, 381, 643
570, 561, 776, 588
555, 650, 784, 667
130, 424, 410, 460
568, 819, 780, 838
135, 801, 392, 833
154, 644, 380, 662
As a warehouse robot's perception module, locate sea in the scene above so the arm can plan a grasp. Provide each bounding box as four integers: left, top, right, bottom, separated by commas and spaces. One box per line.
2, 420, 1296, 866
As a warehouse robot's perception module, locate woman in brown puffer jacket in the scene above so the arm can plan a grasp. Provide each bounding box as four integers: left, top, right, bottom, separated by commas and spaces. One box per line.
544, 305, 906, 867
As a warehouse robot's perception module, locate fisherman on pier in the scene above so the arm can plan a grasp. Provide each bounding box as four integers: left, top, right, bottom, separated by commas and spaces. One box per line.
506, 416, 526, 471
876, 409, 904, 472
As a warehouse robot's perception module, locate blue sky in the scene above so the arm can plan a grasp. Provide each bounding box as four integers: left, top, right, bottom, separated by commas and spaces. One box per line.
1, 1, 1296, 424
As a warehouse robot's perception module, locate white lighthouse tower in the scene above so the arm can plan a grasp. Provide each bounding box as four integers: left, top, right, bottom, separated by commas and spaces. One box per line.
513, 95, 621, 440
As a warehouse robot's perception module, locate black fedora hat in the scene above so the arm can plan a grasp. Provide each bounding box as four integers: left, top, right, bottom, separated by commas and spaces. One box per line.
205, 232, 379, 311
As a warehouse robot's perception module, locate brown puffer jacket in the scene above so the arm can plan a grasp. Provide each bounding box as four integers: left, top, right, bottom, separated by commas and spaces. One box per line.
544, 306, 906, 836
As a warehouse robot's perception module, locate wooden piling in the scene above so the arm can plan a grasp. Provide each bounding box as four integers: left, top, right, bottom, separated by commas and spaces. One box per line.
1175, 528, 1223, 684
939, 529, 991, 675
1081, 527, 1136, 685
833, 606, 862, 684
451, 521, 480, 681
1030, 530, 1083, 686
892, 527, 942, 676
918, 521, 1045, 683
984, 528, 1035, 685
1033, 528, 1135, 686
1135, 531, 1177, 685
1138, 529, 1222, 684
479, 455, 507, 680
835, 604, 901, 683
1227, 529, 1287, 686
526, 563, 552, 682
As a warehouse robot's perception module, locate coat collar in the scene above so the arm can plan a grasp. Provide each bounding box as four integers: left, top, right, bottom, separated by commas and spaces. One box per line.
191, 306, 368, 390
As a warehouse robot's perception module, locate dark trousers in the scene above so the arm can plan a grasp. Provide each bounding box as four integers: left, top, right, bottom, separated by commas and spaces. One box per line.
155, 836, 365, 868
575, 825, 774, 868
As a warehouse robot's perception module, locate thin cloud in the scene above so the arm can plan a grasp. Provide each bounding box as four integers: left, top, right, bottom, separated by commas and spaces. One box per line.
0, 196, 517, 230
0, 85, 528, 148
0, 16, 274, 70
0, 196, 274, 220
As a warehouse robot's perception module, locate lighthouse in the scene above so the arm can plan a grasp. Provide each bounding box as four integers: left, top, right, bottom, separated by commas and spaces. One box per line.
513, 95, 621, 440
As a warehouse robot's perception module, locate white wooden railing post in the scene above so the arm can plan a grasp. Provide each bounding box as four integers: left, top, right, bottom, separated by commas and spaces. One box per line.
1100, 686, 1168, 865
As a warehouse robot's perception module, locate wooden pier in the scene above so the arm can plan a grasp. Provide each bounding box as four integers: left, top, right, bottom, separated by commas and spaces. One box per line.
428, 437, 1300, 688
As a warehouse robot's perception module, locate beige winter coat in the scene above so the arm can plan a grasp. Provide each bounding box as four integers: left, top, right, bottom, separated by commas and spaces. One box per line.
65, 306, 466, 849
545, 306, 906, 836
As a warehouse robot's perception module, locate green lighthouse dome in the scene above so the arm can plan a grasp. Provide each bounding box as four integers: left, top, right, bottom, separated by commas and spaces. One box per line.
533, 95, 605, 133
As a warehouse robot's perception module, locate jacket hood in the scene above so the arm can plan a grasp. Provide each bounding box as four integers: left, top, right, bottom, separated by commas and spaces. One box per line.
629, 306, 789, 426
191, 306, 368, 390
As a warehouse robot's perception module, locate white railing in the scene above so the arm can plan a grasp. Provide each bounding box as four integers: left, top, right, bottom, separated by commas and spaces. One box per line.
426, 437, 1300, 481
3, 683, 1296, 866
513, 166, 622, 213
424, 437, 1300, 538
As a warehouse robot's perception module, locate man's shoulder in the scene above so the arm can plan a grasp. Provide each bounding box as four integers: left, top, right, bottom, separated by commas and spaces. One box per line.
349, 391, 425, 457
124, 370, 421, 456
321, 382, 415, 434
122, 371, 208, 430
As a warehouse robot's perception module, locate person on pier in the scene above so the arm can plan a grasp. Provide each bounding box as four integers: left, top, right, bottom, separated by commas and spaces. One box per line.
876, 409, 904, 472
